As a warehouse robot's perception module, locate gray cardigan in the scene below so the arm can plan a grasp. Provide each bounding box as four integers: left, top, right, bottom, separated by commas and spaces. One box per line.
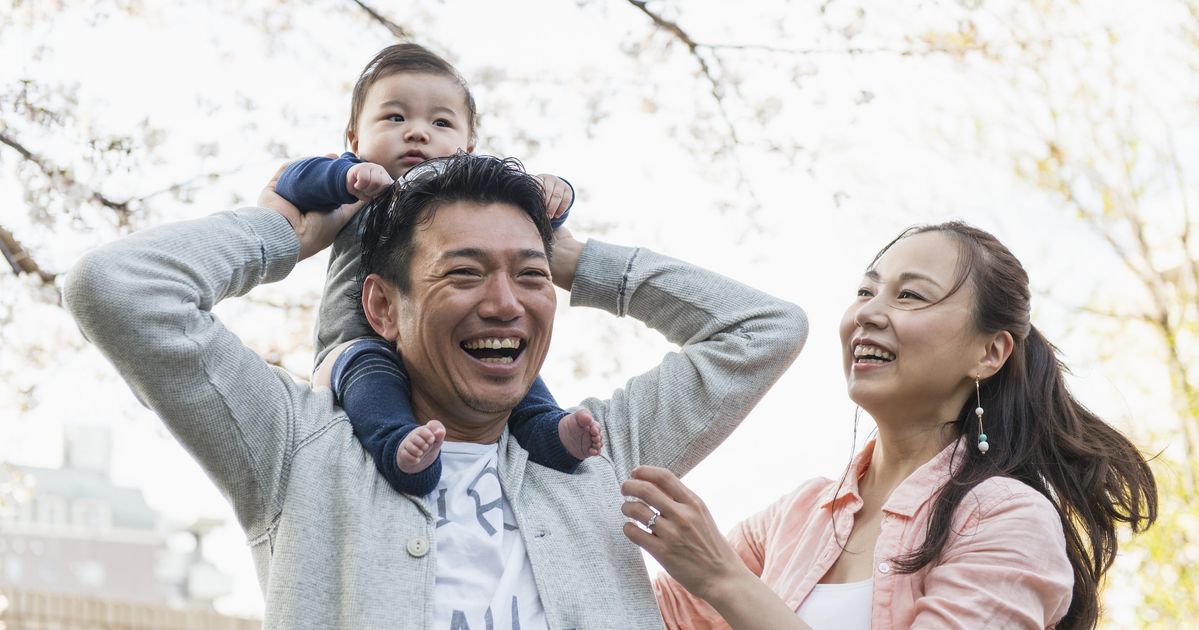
65, 208, 808, 629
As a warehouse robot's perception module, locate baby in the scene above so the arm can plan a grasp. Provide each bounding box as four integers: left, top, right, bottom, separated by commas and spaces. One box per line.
276, 43, 602, 496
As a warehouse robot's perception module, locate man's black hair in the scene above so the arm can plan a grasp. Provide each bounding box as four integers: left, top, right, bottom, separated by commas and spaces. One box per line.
356, 152, 553, 297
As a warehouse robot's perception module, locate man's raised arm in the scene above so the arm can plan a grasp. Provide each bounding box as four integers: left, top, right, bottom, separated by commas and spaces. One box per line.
63, 165, 359, 535
550, 229, 808, 480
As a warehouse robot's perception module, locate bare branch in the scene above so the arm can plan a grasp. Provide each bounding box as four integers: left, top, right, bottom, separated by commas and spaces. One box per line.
0, 128, 133, 223
0, 224, 55, 285
347, 0, 411, 40
699, 42, 988, 56
624, 0, 740, 146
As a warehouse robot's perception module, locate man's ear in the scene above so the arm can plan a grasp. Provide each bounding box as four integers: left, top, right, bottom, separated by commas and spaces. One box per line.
362, 273, 401, 341
975, 330, 1015, 380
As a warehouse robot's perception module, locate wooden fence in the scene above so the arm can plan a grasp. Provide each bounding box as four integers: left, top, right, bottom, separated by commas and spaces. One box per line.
0, 589, 260, 630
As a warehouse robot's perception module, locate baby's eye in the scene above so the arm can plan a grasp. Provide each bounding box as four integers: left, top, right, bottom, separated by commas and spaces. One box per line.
433, 119, 452, 128
386, 114, 404, 123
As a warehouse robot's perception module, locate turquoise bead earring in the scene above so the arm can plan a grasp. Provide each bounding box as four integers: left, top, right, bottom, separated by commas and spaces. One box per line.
975, 376, 989, 454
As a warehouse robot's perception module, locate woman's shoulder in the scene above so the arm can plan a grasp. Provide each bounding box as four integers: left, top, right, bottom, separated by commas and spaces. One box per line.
959, 475, 1063, 528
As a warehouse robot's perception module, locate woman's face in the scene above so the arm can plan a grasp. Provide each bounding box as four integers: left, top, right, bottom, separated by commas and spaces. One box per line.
838, 231, 992, 421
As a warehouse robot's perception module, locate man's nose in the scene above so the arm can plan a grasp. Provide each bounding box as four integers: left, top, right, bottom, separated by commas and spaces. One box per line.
478, 276, 524, 321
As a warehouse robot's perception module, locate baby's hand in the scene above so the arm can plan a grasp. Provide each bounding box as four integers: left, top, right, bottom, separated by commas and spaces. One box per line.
535, 174, 574, 222
346, 162, 394, 202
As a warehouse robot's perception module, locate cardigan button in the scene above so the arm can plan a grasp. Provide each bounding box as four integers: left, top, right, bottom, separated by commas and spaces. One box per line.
878, 561, 891, 574
407, 536, 430, 558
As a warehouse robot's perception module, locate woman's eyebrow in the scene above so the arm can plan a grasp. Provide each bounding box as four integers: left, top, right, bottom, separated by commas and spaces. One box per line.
864, 269, 944, 289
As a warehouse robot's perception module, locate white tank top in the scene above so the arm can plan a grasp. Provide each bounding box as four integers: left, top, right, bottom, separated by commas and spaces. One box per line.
796, 579, 873, 630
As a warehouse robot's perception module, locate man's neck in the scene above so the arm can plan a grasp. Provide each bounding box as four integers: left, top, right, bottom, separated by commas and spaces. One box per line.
410, 391, 510, 444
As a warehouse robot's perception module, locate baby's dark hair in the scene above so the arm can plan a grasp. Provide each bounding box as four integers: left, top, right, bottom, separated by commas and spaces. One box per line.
345, 43, 478, 147
356, 153, 552, 297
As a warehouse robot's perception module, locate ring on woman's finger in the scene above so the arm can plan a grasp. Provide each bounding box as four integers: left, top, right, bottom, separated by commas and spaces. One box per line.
646, 512, 659, 531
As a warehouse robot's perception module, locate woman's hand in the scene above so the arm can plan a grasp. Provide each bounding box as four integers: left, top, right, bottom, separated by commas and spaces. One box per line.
621, 466, 748, 601
622, 466, 813, 630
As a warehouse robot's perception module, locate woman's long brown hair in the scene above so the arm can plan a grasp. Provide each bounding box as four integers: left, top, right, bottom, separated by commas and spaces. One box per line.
876, 222, 1157, 629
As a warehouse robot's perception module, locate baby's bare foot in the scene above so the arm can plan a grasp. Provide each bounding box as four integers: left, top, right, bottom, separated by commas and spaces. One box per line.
397, 420, 446, 474
559, 409, 602, 460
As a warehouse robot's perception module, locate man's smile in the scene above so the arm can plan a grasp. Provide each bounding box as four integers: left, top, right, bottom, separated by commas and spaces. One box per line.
460, 336, 526, 365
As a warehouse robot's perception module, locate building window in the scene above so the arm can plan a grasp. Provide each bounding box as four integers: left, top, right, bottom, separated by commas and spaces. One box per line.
4, 557, 22, 582
72, 499, 112, 530
36, 495, 68, 527
73, 560, 105, 587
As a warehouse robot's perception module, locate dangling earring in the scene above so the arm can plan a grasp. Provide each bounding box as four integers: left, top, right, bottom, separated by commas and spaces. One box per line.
975, 376, 989, 454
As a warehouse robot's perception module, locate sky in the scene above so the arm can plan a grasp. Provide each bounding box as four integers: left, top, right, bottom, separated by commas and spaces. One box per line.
1, 0, 1190, 621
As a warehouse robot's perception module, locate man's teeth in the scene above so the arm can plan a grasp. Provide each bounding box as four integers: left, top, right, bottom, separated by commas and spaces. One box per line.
853, 344, 895, 361
478, 357, 515, 364
462, 338, 522, 350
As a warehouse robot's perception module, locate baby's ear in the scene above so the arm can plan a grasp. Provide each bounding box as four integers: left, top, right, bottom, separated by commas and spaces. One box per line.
347, 130, 359, 154
465, 140, 475, 154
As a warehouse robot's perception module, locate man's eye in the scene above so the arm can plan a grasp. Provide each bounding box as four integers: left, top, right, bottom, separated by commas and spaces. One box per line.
448, 268, 479, 277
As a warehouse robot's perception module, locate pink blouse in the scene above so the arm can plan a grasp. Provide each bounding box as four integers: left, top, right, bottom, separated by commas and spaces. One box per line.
654, 439, 1074, 629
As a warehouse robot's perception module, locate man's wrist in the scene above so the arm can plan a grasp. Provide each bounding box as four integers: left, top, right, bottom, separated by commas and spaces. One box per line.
550, 231, 583, 291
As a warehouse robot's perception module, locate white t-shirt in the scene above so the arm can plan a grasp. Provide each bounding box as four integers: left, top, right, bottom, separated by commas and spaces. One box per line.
429, 441, 547, 630
796, 579, 873, 630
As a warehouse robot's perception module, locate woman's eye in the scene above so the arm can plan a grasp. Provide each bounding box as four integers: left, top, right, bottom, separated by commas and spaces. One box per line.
856, 288, 873, 297
898, 290, 924, 301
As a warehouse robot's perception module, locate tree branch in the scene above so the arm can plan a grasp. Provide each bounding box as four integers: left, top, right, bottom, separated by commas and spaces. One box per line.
624, 0, 740, 146
347, 0, 412, 40
0, 224, 55, 285
0, 128, 133, 224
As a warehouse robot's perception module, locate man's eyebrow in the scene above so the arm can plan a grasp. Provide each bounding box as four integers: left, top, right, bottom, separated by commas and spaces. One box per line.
439, 247, 547, 262
863, 269, 944, 289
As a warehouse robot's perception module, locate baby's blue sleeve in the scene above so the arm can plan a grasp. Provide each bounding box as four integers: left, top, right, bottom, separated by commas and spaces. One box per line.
277, 152, 362, 213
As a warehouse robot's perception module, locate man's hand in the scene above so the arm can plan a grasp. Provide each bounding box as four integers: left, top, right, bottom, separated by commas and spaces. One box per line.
347, 162, 394, 203
536, 174, 573, 221
259, 161, 362, 261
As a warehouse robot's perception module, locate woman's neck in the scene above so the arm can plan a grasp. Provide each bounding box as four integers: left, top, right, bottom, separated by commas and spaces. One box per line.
861, 420, 956, 498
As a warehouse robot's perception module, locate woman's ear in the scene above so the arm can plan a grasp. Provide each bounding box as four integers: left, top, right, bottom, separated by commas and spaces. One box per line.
976, 330, 1015, 379
362, 273, 401, 341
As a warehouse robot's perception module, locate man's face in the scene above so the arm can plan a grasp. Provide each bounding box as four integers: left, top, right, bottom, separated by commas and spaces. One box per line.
394, 201, 556, 433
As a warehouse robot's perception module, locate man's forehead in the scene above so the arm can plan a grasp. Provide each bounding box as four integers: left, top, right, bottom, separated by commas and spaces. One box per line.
413, 201, 547, 262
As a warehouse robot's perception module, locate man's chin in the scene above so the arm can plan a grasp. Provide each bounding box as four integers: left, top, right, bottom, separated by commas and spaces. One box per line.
460, 391, 526, 416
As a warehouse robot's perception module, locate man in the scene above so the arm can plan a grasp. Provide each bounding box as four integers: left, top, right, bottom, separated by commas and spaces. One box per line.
65, 154, 807, 629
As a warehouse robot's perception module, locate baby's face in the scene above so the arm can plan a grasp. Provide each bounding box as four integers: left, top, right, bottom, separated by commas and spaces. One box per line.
350, 71, 474, 179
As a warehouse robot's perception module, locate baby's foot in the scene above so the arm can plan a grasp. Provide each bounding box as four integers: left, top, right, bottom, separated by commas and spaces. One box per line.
559, 409, 602, 460
397, 420, 447, 474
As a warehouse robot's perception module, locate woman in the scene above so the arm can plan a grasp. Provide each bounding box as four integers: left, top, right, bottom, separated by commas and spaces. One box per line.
621, 222, 1157, 629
